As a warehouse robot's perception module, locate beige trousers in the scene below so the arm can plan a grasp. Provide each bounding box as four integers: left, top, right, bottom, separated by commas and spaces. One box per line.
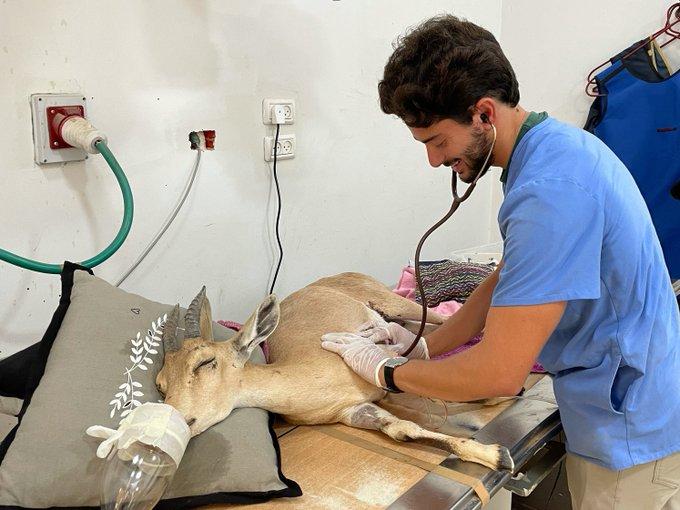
567, 451, 680, 510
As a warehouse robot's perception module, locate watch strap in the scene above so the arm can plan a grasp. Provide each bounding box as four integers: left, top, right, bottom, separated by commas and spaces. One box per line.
384, 357, 408, 393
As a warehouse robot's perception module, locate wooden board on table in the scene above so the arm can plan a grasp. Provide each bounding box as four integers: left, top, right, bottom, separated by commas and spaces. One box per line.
207, 424, 448, 510
205, 374, 547, 509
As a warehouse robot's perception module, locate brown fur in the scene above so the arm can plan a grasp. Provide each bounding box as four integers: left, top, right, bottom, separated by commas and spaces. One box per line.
156, 272, 514, 471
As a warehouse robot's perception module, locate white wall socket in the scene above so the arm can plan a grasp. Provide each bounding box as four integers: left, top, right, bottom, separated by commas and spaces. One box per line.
262, 99, 295, 124
264, 134, 295, 161
30, 93, 88, 164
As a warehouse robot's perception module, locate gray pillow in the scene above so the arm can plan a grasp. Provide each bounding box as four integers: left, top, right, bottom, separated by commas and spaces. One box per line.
0, 398, 21, 417
0, 264, 300, 508
0, 415, 15, 444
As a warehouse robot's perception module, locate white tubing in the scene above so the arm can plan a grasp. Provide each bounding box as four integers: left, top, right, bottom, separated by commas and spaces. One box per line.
61, 116, 108, 154
115, 150, 203, 288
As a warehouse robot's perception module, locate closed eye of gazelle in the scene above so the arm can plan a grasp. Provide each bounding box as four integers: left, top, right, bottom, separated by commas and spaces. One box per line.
194, 357, 217, 373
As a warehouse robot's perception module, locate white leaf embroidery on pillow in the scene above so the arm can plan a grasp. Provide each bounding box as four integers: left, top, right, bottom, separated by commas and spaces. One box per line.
109, 313, 167, 423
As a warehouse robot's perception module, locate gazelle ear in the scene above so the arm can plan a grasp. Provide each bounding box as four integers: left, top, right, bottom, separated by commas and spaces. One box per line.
232, 295, 279, 363
199, 292, 214, 341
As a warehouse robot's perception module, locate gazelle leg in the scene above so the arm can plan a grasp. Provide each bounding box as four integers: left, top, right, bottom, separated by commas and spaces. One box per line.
366, 292, 445, 327
337, 402, 514, 471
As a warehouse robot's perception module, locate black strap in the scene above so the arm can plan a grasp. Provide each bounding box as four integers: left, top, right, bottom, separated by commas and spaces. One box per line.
384, 363, 404, 393
0, 343, 40, 399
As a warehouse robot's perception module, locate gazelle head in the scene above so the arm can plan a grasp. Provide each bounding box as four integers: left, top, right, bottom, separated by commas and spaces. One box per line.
155, 287, 280, 435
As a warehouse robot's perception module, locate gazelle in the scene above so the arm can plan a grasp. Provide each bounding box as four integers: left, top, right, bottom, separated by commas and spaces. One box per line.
156, 272, 513, 471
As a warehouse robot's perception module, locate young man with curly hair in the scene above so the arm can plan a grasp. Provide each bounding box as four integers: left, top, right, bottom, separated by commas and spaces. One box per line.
322, 15, 680, 509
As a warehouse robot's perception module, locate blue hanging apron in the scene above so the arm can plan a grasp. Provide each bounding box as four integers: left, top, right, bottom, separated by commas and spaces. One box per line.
585, 40, 680, 279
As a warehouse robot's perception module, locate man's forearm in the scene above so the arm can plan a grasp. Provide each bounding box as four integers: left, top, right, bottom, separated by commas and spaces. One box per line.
425, 264, 502, 357
384, 301, 566, 402
380, 345, 519, 402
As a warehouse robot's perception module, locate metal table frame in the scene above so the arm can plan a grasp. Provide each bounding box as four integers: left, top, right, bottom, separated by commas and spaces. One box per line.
389, 376, 562, 509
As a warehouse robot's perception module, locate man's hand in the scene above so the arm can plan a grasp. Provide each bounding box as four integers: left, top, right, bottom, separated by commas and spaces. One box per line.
321, 335, 399, 387
357, 320, 430, 360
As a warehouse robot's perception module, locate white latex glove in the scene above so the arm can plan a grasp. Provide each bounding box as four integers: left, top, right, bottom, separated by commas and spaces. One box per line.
321, 335, 399, 387
86, 403, 190, 467
357, 320, 430, 360
86, 424, 127, 460
318, 331, 368, 345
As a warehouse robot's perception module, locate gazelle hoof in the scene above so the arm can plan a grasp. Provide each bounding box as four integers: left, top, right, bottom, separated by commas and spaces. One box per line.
495, 445, 514, 471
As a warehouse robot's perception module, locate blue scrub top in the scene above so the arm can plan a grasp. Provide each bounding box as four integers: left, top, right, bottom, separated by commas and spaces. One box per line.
491, 116, 680, 470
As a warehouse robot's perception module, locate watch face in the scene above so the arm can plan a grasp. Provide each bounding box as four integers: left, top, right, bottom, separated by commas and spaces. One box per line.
386, 356, 408, 368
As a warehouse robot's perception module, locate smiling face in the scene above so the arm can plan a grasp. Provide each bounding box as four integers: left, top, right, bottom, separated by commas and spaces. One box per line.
410, 117, 495, 184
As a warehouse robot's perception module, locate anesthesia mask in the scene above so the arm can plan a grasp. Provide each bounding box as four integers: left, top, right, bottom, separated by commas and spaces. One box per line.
86, 402, 190, 510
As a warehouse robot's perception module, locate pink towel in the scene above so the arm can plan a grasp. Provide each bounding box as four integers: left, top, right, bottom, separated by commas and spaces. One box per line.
394, 266, 545, 372
395, 266, 463, 316
217, 320, 242, 332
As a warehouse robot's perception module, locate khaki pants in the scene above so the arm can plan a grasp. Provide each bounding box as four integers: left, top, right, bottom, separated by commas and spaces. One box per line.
567, 451, 680, 509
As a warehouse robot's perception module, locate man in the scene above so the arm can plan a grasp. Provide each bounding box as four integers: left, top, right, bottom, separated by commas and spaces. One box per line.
321, 15, 680, 510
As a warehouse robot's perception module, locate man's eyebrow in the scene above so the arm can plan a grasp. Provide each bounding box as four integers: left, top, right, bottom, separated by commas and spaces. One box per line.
415, 134, 440, 144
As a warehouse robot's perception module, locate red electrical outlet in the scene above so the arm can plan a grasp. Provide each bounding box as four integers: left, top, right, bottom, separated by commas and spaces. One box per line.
46, 105, 84, 149
189, 130, 216, 151
203, 130, 215, 150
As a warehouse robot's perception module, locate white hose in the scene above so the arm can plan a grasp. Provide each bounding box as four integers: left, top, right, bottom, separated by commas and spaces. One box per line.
115, 150, 203, 287
61, 116, 107, 154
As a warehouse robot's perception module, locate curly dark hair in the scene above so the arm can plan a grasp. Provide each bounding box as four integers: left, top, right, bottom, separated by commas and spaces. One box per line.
378, 15, 520, 127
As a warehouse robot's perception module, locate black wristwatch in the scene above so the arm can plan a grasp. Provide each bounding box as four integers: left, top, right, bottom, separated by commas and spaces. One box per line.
383, 357, 409, 393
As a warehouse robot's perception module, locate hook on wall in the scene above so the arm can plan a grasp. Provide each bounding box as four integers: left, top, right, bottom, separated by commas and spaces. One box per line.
585, 3, 680, 97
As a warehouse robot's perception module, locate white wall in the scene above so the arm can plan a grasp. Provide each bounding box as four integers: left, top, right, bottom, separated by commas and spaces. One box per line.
501, 0, 678, 126
4, 1, 673, 357
491, 0, 680, 230
0, 0, 503, 356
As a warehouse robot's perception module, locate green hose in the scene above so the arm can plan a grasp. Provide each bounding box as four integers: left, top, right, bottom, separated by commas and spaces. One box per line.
0, 140, 133, 273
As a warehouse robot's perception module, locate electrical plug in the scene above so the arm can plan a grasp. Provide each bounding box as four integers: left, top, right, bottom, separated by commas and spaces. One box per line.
272, 105, 286, 125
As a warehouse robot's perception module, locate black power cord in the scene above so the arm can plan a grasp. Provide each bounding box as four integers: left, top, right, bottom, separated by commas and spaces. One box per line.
544, 460, 563, 508
269, 124, 284, 295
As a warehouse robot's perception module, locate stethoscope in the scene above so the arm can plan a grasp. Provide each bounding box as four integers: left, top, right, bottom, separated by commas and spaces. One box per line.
402, 116, 497, 357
